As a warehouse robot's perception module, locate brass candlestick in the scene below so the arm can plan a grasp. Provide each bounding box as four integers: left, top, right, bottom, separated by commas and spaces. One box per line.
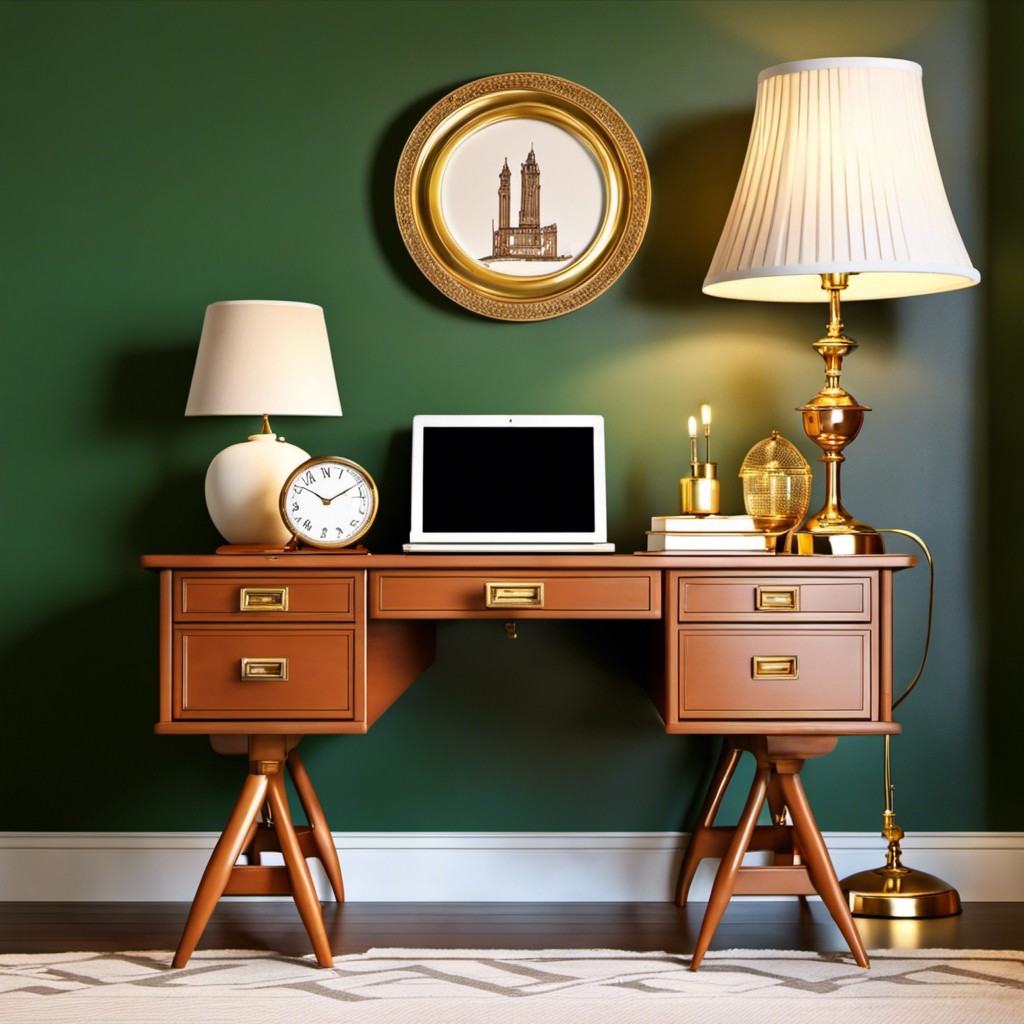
680, 406, 719, 515
794, 274, 884, 555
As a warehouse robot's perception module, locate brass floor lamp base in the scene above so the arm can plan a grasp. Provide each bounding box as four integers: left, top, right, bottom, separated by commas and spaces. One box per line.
841, 864, 962, 918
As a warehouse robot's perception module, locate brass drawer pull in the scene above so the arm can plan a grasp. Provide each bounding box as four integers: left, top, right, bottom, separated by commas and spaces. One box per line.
752, 655, 799, 680
240, 587, 289, 612
485, 582, 546, 608
756, 586, 799, 612
240, 657, 289, 681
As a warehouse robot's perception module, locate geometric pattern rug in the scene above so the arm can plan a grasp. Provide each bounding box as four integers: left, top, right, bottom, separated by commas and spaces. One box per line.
2, 948, 1022, 1024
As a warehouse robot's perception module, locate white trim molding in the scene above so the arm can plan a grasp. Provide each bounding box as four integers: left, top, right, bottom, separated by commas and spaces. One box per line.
1, 831, 1021, 902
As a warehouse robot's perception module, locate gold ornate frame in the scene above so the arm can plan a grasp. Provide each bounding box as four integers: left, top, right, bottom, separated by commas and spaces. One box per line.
394, 73, 651, 321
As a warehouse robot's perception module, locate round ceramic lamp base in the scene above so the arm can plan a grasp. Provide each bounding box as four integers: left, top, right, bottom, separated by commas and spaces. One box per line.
205, 433, 309, 546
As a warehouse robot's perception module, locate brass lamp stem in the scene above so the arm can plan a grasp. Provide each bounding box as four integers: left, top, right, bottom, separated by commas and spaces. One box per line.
816, 273, 857, 393
793, 273, 881, 554
881, 734, 906, 873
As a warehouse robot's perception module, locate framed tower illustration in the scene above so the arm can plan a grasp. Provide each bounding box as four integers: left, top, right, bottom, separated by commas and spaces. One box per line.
395, 73, 650, 321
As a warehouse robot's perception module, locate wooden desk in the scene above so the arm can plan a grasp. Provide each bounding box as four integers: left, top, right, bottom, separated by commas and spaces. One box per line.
141, 552, 912, 968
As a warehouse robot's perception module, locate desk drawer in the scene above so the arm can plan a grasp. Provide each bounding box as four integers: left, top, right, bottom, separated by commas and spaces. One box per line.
677, 575, 871, 622
174, 626, 355, 719
176, 574, 356, 622
372, 571, 660, 618
677, 627, 871, 719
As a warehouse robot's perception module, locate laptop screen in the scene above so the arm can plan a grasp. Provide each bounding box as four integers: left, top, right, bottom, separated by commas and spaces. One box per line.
408, 415, 609, 549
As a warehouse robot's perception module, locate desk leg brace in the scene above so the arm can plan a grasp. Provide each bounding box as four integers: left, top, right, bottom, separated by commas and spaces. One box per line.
172, 737, 337, 969
679, 736, 869, 972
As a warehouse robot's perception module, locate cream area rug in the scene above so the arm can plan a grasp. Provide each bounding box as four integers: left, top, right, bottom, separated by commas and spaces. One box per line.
2, 948, 1022, 1024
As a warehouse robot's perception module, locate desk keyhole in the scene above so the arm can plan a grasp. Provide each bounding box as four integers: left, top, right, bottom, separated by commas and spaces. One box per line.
505, 622, 518, 640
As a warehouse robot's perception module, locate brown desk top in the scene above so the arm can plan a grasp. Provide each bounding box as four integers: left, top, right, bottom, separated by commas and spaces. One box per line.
140, 552, 917, 571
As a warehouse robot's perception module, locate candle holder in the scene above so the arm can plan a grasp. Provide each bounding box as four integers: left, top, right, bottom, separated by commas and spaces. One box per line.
681, 406, 720, 515
680, 464, 720, 516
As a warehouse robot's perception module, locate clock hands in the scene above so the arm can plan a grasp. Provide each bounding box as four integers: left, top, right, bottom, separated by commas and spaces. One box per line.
293, 484, 330, 503
295, 481, 364, 505
322, 481, 364, 503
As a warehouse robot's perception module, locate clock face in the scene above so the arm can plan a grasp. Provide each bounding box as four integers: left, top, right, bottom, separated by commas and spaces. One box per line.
280, 457, 378, 548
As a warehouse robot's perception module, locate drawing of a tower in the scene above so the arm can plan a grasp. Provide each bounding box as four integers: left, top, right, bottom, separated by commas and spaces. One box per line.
488, 146, 567, 262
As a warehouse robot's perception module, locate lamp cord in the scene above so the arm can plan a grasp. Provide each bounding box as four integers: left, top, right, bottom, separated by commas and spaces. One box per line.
877, 528, 934, 710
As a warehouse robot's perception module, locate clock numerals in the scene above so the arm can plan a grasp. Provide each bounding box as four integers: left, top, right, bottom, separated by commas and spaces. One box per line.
281, 457, 378, 549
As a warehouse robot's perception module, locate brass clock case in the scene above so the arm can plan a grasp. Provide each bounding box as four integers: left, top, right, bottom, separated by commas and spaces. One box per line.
279, 456, 379, 549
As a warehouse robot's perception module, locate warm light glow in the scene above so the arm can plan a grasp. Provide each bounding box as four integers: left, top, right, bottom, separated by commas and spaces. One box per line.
688, 415, 698, 438
701, 404, 711, 427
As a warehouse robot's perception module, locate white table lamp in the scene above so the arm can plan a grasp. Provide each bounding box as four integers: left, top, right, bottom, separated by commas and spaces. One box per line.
703, 57, 979, 555
185, 300, 343, 546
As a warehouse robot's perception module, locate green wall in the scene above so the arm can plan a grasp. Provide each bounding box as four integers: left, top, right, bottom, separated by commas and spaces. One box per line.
3, 0, 1005, 835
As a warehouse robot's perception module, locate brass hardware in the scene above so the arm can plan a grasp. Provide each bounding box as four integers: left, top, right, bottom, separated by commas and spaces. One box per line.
485, 582, 545, 608
751, 655, 799, 680
505, 622, 518, 640
240, 587, 289, 612
240, 657, 289, 681
756, 586, 799, 612
250, 759, 282, 775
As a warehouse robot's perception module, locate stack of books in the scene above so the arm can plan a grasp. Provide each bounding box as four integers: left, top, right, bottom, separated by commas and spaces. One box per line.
645, 515, 778, 553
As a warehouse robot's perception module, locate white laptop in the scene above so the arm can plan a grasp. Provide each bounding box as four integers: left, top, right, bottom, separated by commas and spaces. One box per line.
404, 414, 614, 552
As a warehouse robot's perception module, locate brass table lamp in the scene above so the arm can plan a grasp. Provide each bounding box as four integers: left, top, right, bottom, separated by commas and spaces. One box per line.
703, 58, 979, 917
703, 57, 979, 555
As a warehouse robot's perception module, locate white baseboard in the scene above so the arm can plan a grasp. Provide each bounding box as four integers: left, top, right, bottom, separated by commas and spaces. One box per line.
1, 831, 1021, 902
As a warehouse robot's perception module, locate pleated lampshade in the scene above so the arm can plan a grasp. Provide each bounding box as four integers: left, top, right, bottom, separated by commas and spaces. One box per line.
703, 57, 979, 302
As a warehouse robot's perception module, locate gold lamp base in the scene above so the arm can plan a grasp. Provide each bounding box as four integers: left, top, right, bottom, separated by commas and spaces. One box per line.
793, 521, 885, 554
843, 731, 961, 919
841, 863, 962, 918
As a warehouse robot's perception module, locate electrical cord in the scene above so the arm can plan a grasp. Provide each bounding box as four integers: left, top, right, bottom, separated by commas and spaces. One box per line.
877, 528, 934, 710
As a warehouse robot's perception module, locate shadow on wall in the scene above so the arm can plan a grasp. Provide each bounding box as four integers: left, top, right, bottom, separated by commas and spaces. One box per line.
368, 80, 475, 321
630, 110, 753, 309
3, 580, 242, 831
105, 341, 224, 553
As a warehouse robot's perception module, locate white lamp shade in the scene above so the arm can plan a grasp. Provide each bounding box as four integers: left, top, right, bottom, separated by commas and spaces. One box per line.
185, 300, 343, 415
703, 57, 980, 302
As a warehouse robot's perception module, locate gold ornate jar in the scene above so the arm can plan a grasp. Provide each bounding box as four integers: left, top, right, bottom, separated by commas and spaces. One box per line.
739, 431, 812, 533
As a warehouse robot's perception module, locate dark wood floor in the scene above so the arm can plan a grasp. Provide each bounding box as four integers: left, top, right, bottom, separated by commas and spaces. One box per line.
2, 902, 1021, 955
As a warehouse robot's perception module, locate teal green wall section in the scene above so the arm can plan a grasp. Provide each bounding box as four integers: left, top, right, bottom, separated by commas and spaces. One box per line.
2, 1, 997, 832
